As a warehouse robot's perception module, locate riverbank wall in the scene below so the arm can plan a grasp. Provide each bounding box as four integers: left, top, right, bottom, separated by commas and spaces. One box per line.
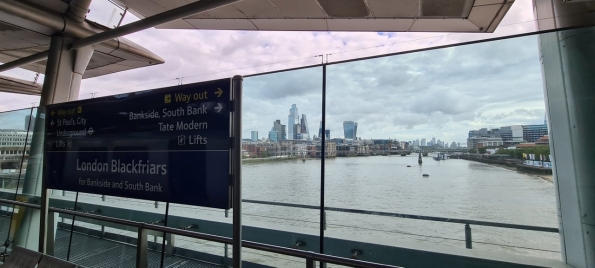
454, 155, 552, 176
242, 156, 299, 163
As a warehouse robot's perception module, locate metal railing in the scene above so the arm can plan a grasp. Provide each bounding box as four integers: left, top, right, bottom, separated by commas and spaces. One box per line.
0, 198, 401, 268
243, 199, 559, 250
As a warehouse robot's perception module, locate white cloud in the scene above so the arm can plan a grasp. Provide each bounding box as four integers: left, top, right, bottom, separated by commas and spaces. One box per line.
0, 0, 548, 142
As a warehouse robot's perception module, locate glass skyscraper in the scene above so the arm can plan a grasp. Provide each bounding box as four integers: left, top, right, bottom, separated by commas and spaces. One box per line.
288, 104, 298, 140
343, 121, 357, 139
272, 120, 286, 140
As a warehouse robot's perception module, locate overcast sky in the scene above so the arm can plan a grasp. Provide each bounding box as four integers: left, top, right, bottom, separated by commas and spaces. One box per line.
0, 0, 548, 144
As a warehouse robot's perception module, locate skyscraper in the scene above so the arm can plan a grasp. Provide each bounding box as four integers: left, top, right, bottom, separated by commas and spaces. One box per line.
300, 114, 310, 140
343, 121, 358, 139
318, 121, 330, 140
431, 137, 436, 146
273, 120, 286, 140
288, 104, 299, 140
251, 131, 258, 141
421, 138, 426, 146
268, 130, 279, 142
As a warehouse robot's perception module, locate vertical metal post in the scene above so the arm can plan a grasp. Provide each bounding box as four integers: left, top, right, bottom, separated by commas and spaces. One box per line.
66, 192, 79, 261
46, 212, 55, 256
159, 202, 170, 268
320, 62, 327, 257
34, 35, 65, 253
232, 75, 243, 268
306, 254, 315, 268
136, 227, 148, 268
224, 209, 229, 264
465, 224, 472, 249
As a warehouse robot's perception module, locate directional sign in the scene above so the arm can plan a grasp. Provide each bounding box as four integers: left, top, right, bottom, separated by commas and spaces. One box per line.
44, 79, 233, 209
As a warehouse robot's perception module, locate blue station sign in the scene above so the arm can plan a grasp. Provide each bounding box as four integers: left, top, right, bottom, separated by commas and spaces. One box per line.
44, 79, 233, 209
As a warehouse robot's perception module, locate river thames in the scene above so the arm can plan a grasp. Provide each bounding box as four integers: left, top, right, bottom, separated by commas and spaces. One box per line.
241, 155, 559, 258
76, 154, 559, 266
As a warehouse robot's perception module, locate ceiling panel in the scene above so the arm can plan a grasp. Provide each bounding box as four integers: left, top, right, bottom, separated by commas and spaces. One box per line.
420, 0, 471, 17
367, 0, 419, 18
317, 0, 369, 18
268, 0, 327, 18
473, 0, 507, 6
156, 19, 196, 29
468, 4, 502, 30
86, 51, 124, 70
0, 22, 49, 50
185, 19, 258, 30
327, 19, 414, 31
116, 0, 515, 32
118, 0, 167, 18
251, 19, 327, 31
233, 0, 287, 18
152, 0, 193, 9
487, 2, 512, 32
409, 18, 480, 32
186, 5, 248, 19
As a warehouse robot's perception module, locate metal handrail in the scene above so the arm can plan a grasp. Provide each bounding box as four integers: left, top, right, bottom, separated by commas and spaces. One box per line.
243, 199, 559, 233
0, 198, 400, 268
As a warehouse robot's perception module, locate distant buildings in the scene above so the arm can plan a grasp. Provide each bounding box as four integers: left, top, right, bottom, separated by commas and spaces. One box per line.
467, 123, 548, 148
251, 131, 258, 141
343, 121, 358, 139
523, 124, 548, 143
421, 138, 426, 146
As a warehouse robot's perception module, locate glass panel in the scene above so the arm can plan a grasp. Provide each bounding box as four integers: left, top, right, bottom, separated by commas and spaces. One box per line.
0, 107, 39, 252
164, 202, 230, 266
53, 215, 140, 267
86, 1, 125, 28
48, 194, 167, 267
241, 66, 323, 266
324, 34, 560, 265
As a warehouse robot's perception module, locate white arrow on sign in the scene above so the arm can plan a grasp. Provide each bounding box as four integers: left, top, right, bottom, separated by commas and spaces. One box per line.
50, 120, 54, 126
87, 127, 94, 135
215, 103, 223, 113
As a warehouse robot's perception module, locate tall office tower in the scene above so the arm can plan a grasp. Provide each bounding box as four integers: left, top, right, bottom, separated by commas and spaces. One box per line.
317, 121, 330, 140
251, 131, 258, 141
300, 114, 310, 140
421, 138, 426, 146
343, 121, 358, 139
288, 104, 298, 139
268, 130, 279, 142
273, 120, 286, 140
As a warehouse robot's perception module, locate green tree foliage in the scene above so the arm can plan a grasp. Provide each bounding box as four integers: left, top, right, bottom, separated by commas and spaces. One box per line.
468, 148, 477, 153
478, 147, 487, 154
496, 146, 550, 159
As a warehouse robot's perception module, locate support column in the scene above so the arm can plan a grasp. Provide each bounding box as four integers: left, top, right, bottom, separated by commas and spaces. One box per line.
13, 35, 93, 253
534, 1, 595, 267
